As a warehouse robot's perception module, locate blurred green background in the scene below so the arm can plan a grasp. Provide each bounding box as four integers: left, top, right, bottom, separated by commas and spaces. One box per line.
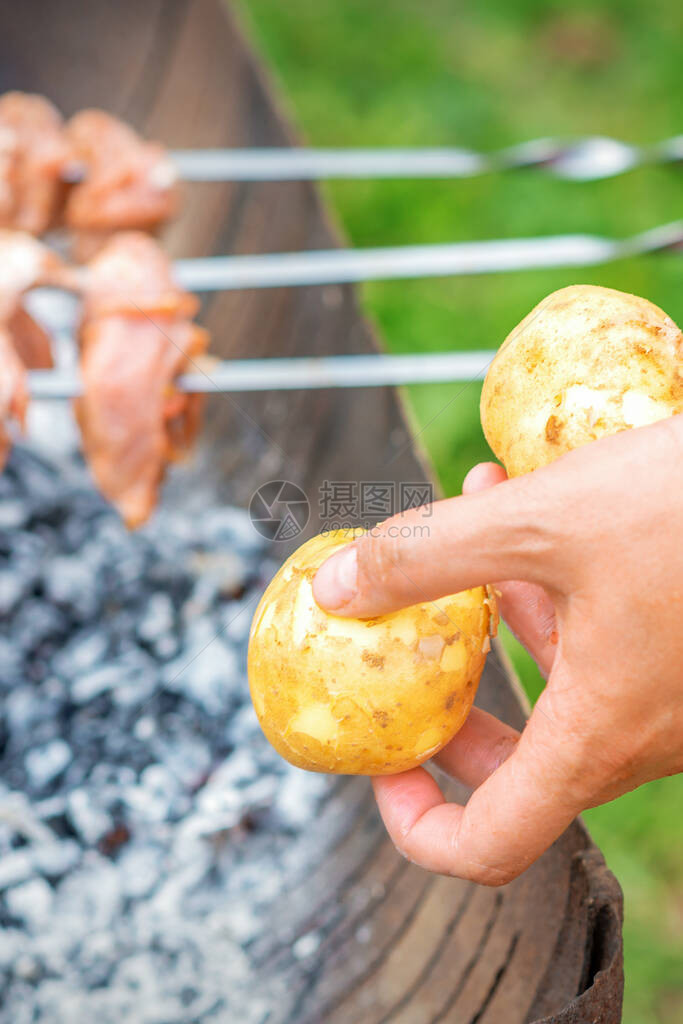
236, 2, 682, 1021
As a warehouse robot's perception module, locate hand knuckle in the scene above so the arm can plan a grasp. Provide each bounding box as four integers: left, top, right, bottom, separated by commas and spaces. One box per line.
491, 734, 520, 773
462, 860, 517, 887
358, 524, 405, 588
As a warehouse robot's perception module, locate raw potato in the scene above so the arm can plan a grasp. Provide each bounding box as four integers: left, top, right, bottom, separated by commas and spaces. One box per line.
481, 285, 683, 477
248, 530, 495, 775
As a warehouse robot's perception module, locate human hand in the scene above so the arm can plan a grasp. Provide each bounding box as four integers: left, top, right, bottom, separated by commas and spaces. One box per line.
312, 415, 683, 884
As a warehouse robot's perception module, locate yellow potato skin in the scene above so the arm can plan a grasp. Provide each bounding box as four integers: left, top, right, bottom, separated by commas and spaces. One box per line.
248, 531, 495, 775
481, 285, 683, 477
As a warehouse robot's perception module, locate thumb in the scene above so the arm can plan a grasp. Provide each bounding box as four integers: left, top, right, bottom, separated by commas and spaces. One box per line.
313, 460, 572, 618
373, 676, 588, 883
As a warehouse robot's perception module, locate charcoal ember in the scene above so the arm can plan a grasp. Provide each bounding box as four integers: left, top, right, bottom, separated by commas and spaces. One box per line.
43, 556, 102, 618
0, 447, 330, 1021
5, 877, 54, 933
69, 665, 118, 704
0, 570, 28, 616
4, 447, 60, 509
0, 850, 34, 891
88, 763, 136, 794
66, 789, 112, 845
97, 823, 131, 858
208, 900, 263, 945
0, 790, 56, 845
3, 527, 48, 568
224, 703, 262, 747
187, 549, 250, 601
31, 840, 81, 880
11, 600, 69, 656
182, 749, 281, 840
54, 855, 122, 931
150, 633, 179, 660
24, 739, 72, 792
110, 675, 157, 710
193, 775, 280, 838
164, 630, 240, 715
198, 506, 265, 554
136, 592, 175, 644
0, 927, 29, 972
217, 593, 260, 644
12, 952, 42, 983
132, 716, 156, 742
52, 630, 109, 677
0, 500, 31, 531
59, 503, 107, 551
272, 767, 331, 832
148, 737, 211, 794
0, 499, 33, 538
69, 659, 154, 706
122, 764, 185, 825
0, 636, 23, 685
116, 844, 163, 900
5, 686, 49, 733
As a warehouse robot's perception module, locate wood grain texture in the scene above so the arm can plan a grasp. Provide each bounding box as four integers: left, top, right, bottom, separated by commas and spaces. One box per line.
0, 0, 624, 1019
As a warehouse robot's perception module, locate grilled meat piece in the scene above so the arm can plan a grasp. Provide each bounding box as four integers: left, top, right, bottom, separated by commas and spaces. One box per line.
75, 233, 208, 528
6, 306, 53, 369
0, 92, 73, 234
0, 230, 75, 465
0, 230, 64, 367
0, 229, 66, 306
0, 327, 28, 468
0, 230, 66, 464
64, 111, 179, 258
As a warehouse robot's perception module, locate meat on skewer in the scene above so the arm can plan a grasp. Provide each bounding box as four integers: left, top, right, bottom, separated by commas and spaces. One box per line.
0, 328, 28, 468
0, 92, 73, 235
64, 111, 179, 259
0, 229, 66, 359
75, 232, 208, 529
0, 93, 180, 251
6, 305, 53, 370
0, 230, 67, 464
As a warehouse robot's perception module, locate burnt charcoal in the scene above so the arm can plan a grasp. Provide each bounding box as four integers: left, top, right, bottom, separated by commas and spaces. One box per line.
0, 571, 28, 616
0, 851, 34, 891
43, 557, 102, 619
24, 740, 72, 792
53, 630, 109, 678
136, 592, 175, 645
0, 502, 30, 531
12, 601, 69, 657
5, 877, 54, 933
30, 840, 81, 881
66, 790, 112, 846
0, 446, 330, 1021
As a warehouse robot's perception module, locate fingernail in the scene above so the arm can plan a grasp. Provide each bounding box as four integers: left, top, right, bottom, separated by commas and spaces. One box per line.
314, 546, 358, 610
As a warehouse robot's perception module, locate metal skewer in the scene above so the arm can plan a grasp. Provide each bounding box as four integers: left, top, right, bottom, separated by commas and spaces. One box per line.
172, 221, 683, 292
27, 351, 496, 400
21, 219, 683, 401
171, 135, 683, 182
22, 224, 683, 327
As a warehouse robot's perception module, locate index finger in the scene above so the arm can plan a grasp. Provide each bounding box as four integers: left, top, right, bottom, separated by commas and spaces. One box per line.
313, 462, 575, 619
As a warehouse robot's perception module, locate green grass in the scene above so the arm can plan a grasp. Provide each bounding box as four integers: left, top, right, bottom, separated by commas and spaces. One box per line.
236, 2, 683, 1020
